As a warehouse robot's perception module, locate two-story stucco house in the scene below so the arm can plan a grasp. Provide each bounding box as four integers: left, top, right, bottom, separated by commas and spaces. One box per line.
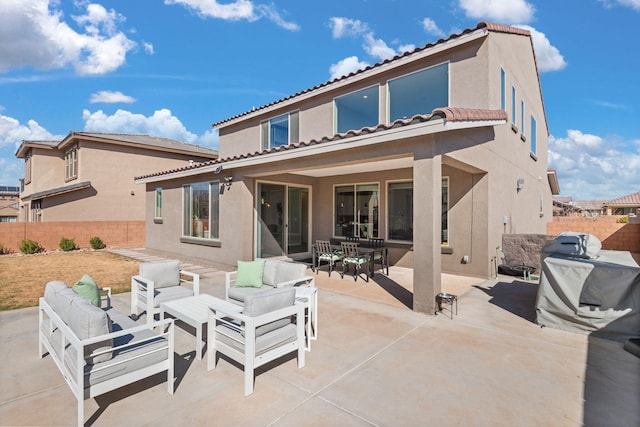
16, 132, 218, 222
136, 22, 558, 314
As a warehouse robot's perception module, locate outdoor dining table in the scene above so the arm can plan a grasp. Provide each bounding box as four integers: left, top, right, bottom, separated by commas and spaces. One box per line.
312, 242, 388, 279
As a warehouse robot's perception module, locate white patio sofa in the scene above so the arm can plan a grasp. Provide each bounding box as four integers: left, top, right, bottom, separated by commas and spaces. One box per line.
225, 259, 314, 305
39, 281, 174, 427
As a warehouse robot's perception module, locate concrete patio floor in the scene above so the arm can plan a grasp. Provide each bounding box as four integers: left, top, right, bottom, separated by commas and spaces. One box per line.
1, 252, 638, 426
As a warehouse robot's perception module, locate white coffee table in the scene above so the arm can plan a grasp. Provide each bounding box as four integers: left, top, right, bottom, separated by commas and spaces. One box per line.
161, 294, 241, 360
295, 286, 318, 351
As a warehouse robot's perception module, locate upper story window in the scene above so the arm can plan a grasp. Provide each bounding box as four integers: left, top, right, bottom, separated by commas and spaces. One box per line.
334, 85, 379, 134
500, 68, 506, 110
183, 181, 219, 240
388, 62, 448, 122
65, 146, 78, 181
261, 111, 299, 150
511, 86, 517, 126
24, 151, 32, 185
530, 115, 537, 156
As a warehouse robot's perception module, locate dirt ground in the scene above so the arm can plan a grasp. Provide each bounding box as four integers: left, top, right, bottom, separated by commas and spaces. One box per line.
0, 250, 138, 310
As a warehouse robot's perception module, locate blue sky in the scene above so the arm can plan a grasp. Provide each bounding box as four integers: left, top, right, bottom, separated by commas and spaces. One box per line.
1, 0, 638, 201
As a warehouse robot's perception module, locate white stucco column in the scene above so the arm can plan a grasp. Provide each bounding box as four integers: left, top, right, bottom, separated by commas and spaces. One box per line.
412, 152, 442, 315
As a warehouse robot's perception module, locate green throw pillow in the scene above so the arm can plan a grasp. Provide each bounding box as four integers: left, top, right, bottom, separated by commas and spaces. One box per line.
73, 274, 101, 307
234, 259, 266, 288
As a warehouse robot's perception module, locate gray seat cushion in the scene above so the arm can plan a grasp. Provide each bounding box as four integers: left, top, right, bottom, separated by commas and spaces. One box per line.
274, 262, 307, 285
140, 260, 181, 289
216, 323, 297, 356
152, 286, 193, 308
242, 287, 295, 337
67, 297, 113, 364
227, 285, 274, 304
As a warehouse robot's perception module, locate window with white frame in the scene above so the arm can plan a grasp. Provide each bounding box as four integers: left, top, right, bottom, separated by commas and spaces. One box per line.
441, 177, 449, 245
387, 181, 413, 241
530, 116, 537, 156
260, 111, 299, 150
500, 68, 506, 110
388, 62, 448, 122
183, 181, 219, 239
334, 183, 379, 238
511, 86, 517, 125
521, 100, 526, 135
155, 188, 162, 220
65, 146, 78, 181
335, 85, 379, 133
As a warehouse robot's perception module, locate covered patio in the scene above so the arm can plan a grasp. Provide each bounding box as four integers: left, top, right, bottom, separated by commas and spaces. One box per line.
1, 251, 638, 426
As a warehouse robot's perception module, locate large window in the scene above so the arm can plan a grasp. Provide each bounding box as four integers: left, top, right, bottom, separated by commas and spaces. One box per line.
441, 177, 449, 245
261, 111, 299, 149
335, 85, 379, 133
65, 147, 78, 181
387, 181, 413, 241
530, 116, 537, 156
389, 63, 448, 122
334, 183, 379, 238
155, 188, 162, 220
183, 182, 219, 239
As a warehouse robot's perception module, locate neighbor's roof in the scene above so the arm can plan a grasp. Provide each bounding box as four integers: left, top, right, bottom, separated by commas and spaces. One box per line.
21, 181, 92, 202
136, 107, 507, 182
212, 21, 535, 129
604, 191, 640, 207
16, 132, 218, 159
574, 200, 605, 211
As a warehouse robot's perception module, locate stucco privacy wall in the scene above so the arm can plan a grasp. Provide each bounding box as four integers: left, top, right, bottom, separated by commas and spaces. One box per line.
547, 216, 640, 253
0, 221, 144, 252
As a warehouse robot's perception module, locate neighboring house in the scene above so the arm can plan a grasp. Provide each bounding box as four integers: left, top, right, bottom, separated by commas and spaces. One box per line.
574, 200, 605, 217
603, 191, 640, 216
136, 22, 557, 314
0, 186, 20, 222
15, 132, 218, 222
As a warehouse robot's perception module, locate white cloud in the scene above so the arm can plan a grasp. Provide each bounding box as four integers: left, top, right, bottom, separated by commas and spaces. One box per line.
329, 17, 369, 38
549, 129, 640, 199
459, 0, 535, 24
0, 114, 62, 149
90, 91, 137, 104
398, 44, 416, 53
0, 0, 136, 75
0, 157, 22, 186
196, 128, 219, 150
143, 41, 154, 55
166, 0, 299, 31
599, 0, 640, 10
82, 108, 198, 143
515, 25, 566, 72
363, 33, 397, 61
329, 56, 369, 79
421, 18, 445, 37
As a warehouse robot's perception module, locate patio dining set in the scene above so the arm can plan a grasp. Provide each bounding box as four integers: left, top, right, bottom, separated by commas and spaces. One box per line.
313, 238, 389, 282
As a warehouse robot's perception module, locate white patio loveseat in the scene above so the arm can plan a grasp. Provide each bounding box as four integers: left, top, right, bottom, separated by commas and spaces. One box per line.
225, 258, 314, 305
39, 281, 174, 427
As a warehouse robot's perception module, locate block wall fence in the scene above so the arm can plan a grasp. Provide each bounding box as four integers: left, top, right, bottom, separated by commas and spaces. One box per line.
547, 216, 640, 253
0, 221, 145, 253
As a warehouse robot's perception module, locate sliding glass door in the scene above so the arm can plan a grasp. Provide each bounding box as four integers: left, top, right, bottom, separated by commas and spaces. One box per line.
257, 182, 310, 259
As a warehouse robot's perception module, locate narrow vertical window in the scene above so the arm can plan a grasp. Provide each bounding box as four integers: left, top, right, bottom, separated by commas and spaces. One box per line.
155, 188, 162, 220
388, 181, 413, 241
511, 86, 517, 125
24, 152, 32, 185
520, 100, 526, 135
530, 116, 537, 156
500, 68, 506, 111
65, 147, 78, 180
441, 177, 449, 245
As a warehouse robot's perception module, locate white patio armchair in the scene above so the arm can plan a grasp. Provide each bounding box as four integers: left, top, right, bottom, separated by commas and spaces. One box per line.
207, 287, 306, 396
131, 260, 200, 324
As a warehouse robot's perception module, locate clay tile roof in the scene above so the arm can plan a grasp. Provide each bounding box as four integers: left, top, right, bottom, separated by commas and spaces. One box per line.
136, 107, 505, 181
604, 191, 640, 206
212, 21, 525, 129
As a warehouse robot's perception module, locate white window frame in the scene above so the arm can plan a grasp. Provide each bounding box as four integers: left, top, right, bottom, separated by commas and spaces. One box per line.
530, 115, 537, 157
65, 146, 78, 181
511, 86, 517, 126
154, 188, 162, 220
500, 68, 506, 111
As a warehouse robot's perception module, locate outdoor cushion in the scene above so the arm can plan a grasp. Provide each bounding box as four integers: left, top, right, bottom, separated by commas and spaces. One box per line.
227, 286, 273, 304
73, 274, 101, 307
53, 286, 82, 325
151, 286, 193, 308
235, 259, 266, 288
44, 280, 69, 306
242, 287, 295, 337
139, 260, 181, 289
274, 262, 307, 286
217, 323, 297, 355
262, 259, 279, 287
67, 296, 113, 364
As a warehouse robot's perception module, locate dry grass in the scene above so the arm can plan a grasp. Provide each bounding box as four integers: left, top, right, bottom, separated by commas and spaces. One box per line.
0, 250, 139, 311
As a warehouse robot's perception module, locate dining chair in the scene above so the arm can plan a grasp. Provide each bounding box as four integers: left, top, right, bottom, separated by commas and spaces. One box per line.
368, 238, 388, 275
340, 241, 369, 282
315, 240, 343, 276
